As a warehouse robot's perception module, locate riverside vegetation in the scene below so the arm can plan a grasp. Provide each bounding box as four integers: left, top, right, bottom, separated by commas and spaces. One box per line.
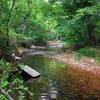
0, 0, 100, 100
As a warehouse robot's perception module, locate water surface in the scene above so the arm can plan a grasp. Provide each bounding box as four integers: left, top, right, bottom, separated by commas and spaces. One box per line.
23, 55, 68, 100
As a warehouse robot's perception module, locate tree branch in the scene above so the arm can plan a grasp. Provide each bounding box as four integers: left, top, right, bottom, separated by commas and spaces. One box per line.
0, 89, 14, 100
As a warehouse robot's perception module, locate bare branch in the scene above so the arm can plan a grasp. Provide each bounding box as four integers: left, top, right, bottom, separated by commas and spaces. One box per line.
0, 89, 14, 100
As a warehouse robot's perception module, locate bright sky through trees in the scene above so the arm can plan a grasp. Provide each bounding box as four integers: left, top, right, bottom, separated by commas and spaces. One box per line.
45, 0, 48, 2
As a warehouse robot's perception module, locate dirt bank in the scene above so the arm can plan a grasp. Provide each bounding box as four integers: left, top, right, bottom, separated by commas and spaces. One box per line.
17, 46, 100, 75
51, 52, 100, 75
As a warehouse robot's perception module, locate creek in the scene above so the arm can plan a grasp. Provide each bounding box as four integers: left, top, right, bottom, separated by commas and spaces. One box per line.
23, 54, 68, 100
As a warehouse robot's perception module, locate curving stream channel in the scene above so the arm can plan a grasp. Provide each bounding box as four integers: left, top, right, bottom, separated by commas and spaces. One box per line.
22, 49, 100, 100
23, 55, 68, 100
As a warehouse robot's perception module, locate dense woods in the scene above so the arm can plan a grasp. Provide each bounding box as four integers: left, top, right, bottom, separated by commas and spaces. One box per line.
0, 0, 100, 100
0, 0, 100, 51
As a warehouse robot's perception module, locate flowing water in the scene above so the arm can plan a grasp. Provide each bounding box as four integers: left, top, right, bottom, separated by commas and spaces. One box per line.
22, 51, 100, 100
23, 55, 68, 100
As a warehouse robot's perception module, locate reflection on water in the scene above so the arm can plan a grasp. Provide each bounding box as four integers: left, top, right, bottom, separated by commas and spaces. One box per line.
23, 55, 100, 100
23, 55, 68, 100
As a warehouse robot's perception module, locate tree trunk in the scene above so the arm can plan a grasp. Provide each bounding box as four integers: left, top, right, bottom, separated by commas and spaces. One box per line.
6, 0, 16, 46
87, 24, 96, 46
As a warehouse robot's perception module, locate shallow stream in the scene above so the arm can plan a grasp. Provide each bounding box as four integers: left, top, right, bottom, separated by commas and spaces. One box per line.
23, 55, 68, 100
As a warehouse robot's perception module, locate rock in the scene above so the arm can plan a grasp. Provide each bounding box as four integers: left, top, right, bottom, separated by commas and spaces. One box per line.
11, 53, 21, 61
29, 45, 36, 49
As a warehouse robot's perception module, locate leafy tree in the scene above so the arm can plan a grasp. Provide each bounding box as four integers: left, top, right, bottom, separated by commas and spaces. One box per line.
50, 0, 100, 47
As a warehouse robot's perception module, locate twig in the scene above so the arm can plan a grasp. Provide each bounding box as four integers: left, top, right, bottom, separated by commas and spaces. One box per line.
0, 89, 14, 100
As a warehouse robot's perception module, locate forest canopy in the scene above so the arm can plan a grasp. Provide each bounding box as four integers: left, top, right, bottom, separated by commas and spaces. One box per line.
0, 0, 100, 50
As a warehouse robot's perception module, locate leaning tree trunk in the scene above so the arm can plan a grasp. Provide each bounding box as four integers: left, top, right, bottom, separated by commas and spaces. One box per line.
6, 0, 16, 46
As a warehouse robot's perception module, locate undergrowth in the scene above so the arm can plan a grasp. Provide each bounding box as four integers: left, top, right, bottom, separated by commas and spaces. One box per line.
0, 60, 28, 100
75, 47, 100, 63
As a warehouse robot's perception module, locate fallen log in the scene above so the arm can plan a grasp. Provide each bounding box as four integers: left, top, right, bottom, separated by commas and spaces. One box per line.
19, 64, 40, 82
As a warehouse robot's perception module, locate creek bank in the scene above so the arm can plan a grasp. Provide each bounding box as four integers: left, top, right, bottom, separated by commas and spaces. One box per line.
16, 43, 100, 75
50, 52, 100, 75
17, 45, 100, 100
15, 44, 100, 100
18, 46, 100, 75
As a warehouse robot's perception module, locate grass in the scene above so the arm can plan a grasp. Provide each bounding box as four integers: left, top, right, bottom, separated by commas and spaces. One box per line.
75, 47, 100, 63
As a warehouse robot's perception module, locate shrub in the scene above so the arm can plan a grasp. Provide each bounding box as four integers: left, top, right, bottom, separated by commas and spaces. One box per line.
0, 60, 27, 100
0, 31, 9, 52
76, 47, 98, 58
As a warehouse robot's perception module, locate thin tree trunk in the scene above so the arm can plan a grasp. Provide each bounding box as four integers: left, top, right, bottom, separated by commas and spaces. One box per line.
84, 23, 89, 44
87, 24, 96, 46
7, 0, 16, 46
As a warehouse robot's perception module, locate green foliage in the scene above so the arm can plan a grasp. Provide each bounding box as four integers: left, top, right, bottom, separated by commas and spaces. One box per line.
75, 47, 100, 64
0, 60, 10, 100
0, 0, 9, 27
54, 0, 100, 47
0, 0, 54, 47
0, 60, 27, 100
0, 59, 9, 86
0, 0, 100, 47
75, 47, 97, 58
0, 28, 21, 52
0, 0, 100, 99
0, 30, 9, 52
